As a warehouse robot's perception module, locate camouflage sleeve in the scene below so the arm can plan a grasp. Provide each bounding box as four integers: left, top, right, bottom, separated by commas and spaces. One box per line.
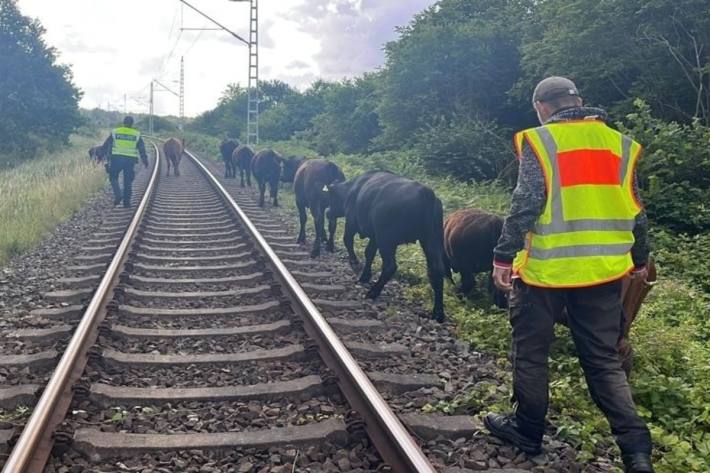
493, 143, 547, 266
631, 171, 650, 268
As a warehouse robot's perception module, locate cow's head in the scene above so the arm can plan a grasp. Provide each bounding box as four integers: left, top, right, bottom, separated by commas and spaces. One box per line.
281, 156, 306, 183
326, 180, 350, 218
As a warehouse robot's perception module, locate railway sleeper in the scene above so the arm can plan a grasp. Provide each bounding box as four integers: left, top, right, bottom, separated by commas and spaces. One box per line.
72, 418, 349, 462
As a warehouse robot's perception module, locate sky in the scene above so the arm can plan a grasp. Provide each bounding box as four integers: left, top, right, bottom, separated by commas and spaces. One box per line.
17, 0, 436, 117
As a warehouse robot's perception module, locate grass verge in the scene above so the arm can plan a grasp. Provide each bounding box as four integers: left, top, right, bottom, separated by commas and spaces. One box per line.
0, 134, 107, 265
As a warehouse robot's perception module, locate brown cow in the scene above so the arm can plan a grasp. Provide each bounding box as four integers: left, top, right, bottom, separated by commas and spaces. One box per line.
233, 145, 255, 187
251, 149, 282, 207
163, 138, 184, 176
294, 159, 345, 257
444, 209, 505, 307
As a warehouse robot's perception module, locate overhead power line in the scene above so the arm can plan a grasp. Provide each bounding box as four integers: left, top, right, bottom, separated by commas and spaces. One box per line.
178, 0, 249, 46
175, 0, 259, 144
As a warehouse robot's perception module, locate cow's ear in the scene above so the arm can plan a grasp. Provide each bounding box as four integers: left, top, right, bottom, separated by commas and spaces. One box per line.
328, 183, 345, 199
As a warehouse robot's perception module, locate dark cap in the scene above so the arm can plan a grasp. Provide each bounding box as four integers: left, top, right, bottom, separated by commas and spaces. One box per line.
533, 76, 580, 103
123, 116, 134, 127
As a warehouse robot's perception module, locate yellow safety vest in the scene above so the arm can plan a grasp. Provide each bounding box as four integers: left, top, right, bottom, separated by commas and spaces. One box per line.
111, 127, 141, 158
512, 119, 643, 287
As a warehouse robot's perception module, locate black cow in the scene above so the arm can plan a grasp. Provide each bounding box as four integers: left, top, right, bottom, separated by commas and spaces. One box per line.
444, 209, 506, 308
251, 149, 282, 207
282, 156, 307, 183
220, 139, 239, 178
294, 159, 345, 257
88, 145, 106, 164
328, 171, 446, 321
233, 145, 255, 187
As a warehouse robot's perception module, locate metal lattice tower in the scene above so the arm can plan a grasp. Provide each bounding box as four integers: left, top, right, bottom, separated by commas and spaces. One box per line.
246, 0, 259, 145
179, 56, 185, 132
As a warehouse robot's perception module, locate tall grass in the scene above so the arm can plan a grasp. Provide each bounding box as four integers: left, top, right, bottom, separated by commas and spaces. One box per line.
0, 135, 107, 265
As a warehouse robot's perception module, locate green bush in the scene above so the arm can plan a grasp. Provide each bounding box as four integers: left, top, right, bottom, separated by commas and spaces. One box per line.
412, 115, 513, 181
618, 100, 710, 234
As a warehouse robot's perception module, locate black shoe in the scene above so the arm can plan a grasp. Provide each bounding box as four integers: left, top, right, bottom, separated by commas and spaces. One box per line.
484, 413, 541, 454
113, 198, 121, 206
623, 453, 654, 473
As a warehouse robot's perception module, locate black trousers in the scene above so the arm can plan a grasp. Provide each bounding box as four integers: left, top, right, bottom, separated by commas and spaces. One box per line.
509, 278, 652, 455
108, 156, 136, 207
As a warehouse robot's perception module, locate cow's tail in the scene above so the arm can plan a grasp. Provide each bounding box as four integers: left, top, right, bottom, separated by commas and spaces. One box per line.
442, 249, 454, 283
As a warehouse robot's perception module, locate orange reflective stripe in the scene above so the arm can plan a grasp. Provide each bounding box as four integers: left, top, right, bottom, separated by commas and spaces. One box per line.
558, 149, 622, 187
513, 132, 525, 160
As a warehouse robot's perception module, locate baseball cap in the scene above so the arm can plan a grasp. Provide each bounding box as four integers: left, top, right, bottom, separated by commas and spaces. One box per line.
533, 76, 580, 103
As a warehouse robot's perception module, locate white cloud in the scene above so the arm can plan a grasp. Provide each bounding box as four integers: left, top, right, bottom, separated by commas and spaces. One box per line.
16, 0, 436, 117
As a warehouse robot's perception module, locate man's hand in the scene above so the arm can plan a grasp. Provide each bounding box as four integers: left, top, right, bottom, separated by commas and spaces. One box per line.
493, 265, 513, 292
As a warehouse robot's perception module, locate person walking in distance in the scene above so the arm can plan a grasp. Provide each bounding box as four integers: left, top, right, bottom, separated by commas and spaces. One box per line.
486, 77, 654, 473
102, 116, 148, 208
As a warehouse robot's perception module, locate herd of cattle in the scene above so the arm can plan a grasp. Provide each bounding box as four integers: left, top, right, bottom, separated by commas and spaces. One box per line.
87, 136, 654, 374
216, 138, 656, 374
217, 138, 513, 321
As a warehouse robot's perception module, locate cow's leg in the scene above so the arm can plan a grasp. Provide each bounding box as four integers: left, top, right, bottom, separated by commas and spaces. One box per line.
310, 203, 325, 258
460, 271, 475, 295
270, 178, 279, 207
296, 202, 307, 245
326, 214, 337, 252
258, 179, 266, 207
246, 168, 252, 187
343, 220, 359, 268
165, 155, 171, 176
421, 239, 446, 321
367, 242, 397, 299
175, 158, 181, 177
358, 238, 378, 284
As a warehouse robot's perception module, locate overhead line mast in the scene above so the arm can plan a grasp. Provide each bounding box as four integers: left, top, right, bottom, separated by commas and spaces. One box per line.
180, 56, 185, 132
178, 0, 259, 145
246, 0, 259, 145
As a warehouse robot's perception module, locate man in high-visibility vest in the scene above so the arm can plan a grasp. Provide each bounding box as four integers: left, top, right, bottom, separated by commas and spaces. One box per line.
487, 77, 653, 473
101, 116, 149, 208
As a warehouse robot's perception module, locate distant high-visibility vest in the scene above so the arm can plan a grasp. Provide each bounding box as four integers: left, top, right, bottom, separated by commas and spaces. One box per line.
512, 119, 643, 287
111, 127, 140, 158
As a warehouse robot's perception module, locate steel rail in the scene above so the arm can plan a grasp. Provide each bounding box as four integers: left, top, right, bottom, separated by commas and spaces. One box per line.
186, 150, 437, 473
2, 143, 161, 473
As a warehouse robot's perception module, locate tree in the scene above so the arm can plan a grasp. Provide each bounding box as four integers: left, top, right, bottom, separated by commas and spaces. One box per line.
309, 75, 381, 155
377, 0, 534, 149
517, 0, 710, 124
0, 0, 82, 158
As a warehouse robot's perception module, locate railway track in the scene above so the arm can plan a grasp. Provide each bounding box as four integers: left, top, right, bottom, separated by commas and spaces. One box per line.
0, 144, 439, 472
